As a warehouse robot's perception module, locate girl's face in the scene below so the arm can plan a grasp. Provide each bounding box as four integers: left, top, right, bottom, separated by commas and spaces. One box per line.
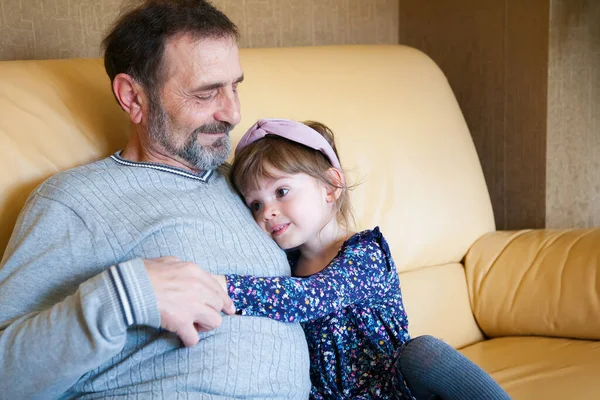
242, 171, 337, 251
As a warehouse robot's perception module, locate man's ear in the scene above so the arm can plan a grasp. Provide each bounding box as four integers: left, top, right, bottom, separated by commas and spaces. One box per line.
325, 167, 345, 203
112, 73, 146, 124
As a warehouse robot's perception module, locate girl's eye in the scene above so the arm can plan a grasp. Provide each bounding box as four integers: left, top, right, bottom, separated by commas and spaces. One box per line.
250, 201, 262, 213
276, 188, 289, 198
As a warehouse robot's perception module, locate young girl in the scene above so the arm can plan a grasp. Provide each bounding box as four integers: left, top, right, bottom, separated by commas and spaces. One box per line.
215, 119, 510, 400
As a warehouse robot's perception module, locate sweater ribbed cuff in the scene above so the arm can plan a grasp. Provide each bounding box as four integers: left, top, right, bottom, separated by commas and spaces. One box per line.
81, 259, 161, 339
108, 258, 161, 329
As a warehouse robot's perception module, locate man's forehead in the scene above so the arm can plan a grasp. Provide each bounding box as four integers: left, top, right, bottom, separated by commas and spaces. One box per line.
161, 34, 241, 83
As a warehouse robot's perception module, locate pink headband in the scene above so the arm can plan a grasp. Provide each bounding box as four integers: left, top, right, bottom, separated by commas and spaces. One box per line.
235, 118, 341, 169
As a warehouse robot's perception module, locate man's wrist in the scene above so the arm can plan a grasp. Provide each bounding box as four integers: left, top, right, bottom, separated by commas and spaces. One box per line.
114, 259, 161, 328
87, 259, 161, 335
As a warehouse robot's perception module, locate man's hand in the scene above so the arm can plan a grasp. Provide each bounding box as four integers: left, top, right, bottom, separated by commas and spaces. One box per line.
144, 257, 236, 347
213, 274, 228, 293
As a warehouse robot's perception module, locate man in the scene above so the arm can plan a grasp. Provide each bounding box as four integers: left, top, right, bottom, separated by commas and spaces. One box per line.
0, 0, 311, 398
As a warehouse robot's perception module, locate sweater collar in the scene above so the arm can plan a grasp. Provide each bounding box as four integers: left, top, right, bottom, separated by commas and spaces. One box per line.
110, 151, 215, 183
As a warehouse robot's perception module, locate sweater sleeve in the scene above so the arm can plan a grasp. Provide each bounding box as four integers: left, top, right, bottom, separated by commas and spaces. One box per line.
0, 192, 161, 399
226, 231, 393, 323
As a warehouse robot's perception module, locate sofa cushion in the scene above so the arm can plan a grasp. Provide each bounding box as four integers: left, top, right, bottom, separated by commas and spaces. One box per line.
465, 229, 600, 340
400, 263, 483, 348
460, 336, 600, 399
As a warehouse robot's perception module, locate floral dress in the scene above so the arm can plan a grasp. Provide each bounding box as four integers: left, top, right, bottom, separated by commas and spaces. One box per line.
226, 227, 414, 399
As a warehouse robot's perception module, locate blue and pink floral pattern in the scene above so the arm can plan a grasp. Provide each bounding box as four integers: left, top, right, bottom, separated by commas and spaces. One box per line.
226, 227, 413, 399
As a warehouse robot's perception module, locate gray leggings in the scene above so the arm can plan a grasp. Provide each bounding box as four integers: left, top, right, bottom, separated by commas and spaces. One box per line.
397, 335, 511, 400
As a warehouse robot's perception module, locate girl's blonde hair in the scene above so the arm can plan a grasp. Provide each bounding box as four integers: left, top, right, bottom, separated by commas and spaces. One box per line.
230, 120, 355, 230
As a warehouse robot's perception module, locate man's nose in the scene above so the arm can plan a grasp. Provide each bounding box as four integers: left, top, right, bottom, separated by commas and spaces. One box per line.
214, 88, 241, 126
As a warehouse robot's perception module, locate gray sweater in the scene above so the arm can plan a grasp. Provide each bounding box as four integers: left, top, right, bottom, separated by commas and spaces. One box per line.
0, 153, 311, 399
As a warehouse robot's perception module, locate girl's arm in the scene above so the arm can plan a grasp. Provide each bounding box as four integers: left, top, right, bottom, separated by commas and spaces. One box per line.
221, 231, 397, 323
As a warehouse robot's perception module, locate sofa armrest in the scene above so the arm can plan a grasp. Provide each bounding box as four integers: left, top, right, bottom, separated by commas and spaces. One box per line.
464, 228, 600, 340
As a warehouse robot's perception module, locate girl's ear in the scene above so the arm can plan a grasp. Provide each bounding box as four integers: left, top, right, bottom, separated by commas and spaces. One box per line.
325, 168, 345, 203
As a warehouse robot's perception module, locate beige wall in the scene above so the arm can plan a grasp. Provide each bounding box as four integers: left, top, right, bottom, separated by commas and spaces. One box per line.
0, 0, 399, 61
547, 0, 600, 228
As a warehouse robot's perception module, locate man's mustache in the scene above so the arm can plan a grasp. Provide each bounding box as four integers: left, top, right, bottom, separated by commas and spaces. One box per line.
193, 122, 234, 135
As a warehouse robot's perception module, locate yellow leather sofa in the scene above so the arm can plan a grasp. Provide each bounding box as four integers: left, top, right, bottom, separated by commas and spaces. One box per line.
1, 45, 598, 399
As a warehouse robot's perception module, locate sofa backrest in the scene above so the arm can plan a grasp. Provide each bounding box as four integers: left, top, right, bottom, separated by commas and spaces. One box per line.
0, 45, 494, 347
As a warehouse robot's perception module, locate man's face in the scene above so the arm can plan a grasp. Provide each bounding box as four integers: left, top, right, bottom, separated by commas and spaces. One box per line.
146, 35, 243, 171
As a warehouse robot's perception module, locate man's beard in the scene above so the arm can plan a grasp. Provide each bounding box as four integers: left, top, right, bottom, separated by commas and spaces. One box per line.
147, 96, 233, 171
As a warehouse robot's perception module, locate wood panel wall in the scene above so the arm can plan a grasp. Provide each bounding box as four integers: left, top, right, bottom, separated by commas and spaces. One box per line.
398, 0, 550, 230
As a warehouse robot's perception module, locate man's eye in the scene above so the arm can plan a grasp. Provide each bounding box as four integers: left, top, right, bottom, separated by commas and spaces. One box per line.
276, 188, 289, 198
196, 92, 215, 101
250, 202, 262, 212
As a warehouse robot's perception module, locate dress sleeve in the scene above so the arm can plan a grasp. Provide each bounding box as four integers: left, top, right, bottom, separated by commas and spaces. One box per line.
226, 229, 395, 323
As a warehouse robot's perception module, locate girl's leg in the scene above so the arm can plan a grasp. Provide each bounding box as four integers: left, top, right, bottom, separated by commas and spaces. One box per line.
396, 335, 511, 400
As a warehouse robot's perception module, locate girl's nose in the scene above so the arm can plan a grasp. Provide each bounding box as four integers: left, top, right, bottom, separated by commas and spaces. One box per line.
262, 204, 279, 220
